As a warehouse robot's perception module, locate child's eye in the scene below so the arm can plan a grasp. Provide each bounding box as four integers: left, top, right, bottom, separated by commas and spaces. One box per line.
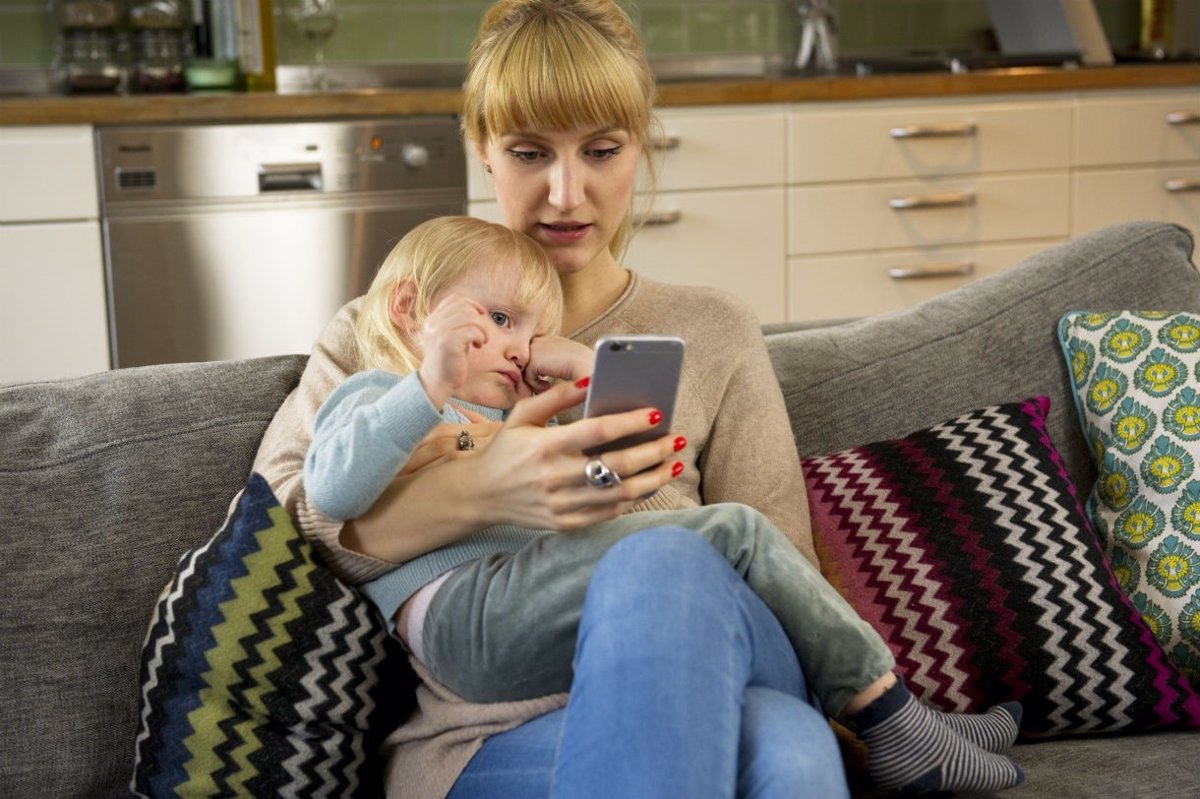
490, 311, 512, 327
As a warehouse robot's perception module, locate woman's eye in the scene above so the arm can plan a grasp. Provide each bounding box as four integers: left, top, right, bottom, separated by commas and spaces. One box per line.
490, 311, 512, 327
506, 148, 541, 163
587, 146, 623, 160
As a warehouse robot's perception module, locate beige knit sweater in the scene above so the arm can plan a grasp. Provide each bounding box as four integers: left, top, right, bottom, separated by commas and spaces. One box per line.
251, 272, 816, 798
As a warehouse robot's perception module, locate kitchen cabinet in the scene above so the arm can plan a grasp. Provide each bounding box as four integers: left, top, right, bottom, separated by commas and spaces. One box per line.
786, 96, 1072, 321
1072, 88, 1200, 236
0, 125, 110, 381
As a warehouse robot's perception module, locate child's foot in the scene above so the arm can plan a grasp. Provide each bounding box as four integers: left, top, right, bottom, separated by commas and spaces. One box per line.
852, 681, 1025, 794
932, 701, 1023, 753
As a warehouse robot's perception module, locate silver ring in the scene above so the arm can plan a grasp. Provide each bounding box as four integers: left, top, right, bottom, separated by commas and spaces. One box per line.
584, 458, 622, 488
457, 430, 474, 451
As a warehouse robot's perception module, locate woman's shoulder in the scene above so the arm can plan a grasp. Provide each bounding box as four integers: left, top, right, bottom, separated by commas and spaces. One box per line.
626, 274, 763, 346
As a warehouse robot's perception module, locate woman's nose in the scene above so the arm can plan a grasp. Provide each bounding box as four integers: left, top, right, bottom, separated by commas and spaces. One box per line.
548, 159, 584, 211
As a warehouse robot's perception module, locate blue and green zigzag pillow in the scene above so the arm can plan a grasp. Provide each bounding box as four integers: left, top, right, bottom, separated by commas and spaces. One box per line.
131, 473, 412, 798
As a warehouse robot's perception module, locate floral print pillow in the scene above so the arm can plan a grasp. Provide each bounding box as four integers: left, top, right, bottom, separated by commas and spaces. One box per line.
1059, 310, 1200, 686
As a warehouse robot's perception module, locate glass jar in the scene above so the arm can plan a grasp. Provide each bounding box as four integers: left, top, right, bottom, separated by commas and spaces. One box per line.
128, 0, 187, 29
56, 0, 124, 30
57, 28, 123, 93
132, 27, 187, 92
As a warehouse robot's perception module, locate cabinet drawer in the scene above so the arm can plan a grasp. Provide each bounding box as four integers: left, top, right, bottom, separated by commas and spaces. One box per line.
788, 100, 1071, 184
467, 105, 786, 201
787, 240, 1057, 321
623, 187, 786, 323
0, 126, 98, 222
0, 221, 110, 380
788, 172, 1069, 255
1075, 90, 1200, 167
470, 187, 788, 324
1072, 165, 1200, 236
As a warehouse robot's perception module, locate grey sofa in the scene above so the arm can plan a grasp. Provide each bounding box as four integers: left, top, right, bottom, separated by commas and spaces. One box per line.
3, 221, 1199, 798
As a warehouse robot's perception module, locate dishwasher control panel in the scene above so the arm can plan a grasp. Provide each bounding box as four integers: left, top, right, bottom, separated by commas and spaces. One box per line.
96, 118, 467, 204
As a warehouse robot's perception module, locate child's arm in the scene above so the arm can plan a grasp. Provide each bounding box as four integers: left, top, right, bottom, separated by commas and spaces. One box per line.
304, 370, 445, 522
525, 335, 594, 393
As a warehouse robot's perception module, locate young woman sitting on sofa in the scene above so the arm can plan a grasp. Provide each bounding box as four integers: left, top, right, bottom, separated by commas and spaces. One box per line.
251, 1, 1026, 796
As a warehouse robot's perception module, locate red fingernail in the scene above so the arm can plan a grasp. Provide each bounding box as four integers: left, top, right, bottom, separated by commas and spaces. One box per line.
672, 461, 684, 477
575, 376, 590, 389
674, 436, 687, 452
649, 409, 663, 425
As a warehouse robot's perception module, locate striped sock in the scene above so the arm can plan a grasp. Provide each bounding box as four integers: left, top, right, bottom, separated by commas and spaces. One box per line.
933, 701, 1023, 753
853, 682, 1025, 794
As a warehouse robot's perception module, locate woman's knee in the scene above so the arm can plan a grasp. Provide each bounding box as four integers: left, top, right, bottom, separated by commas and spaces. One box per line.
587, 525, 729, 595
738, 687, 849, 799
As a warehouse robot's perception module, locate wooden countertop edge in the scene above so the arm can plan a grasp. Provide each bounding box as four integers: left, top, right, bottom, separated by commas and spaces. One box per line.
4, 64, 1200, 126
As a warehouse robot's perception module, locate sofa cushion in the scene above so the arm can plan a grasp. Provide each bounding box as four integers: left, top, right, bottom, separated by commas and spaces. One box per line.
766, 222, 1200, 494
0, 356, 306, 799
131, 473, 411, 798
1059, 310, 1200, 685
805, 396, 1200, 738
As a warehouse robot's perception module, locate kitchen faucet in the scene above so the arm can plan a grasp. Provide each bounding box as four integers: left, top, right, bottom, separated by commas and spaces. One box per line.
795, 0, 838, 72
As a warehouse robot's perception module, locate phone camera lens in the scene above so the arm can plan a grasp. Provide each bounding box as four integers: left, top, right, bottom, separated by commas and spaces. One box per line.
609, 342, 621, 351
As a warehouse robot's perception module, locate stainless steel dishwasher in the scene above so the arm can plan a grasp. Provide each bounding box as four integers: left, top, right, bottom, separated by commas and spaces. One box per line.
96, 118, 465, 367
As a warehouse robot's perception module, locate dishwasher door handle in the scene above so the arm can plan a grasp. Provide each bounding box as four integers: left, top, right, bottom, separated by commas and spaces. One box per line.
258, 162, 324, 192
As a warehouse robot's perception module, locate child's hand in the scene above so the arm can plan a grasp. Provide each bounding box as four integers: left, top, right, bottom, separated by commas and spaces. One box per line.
525, 336, 594, 394
418, 294, 490, 408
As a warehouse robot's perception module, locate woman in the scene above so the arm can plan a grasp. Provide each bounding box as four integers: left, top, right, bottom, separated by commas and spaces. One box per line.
251, 1, 851, 796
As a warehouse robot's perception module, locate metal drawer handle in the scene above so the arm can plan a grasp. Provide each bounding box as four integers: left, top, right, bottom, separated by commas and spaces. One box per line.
888, 261, 975, 280
648, 134, 682, 151
889, 122, 977, 139
634, 209, 683, 226
258, 162, 323, 192
1165, 179, 1200, 193
889, 191, 976, 210
1166, 112, 1200, 126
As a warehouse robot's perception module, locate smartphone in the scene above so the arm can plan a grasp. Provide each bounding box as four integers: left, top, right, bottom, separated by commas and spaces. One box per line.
583, 335, 685, 456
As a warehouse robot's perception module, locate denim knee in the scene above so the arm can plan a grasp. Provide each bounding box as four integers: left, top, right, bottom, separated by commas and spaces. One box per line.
587, 525, 727, 595
739, 687, 849, 799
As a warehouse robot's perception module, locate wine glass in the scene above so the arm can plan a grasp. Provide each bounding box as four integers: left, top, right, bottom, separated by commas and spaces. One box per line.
287, 0, 341, 91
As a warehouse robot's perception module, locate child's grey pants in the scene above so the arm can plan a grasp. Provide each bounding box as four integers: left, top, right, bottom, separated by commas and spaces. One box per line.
419, 502, 895, 715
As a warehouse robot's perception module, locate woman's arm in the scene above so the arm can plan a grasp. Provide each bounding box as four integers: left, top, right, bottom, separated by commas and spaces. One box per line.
341, 378, 684, 564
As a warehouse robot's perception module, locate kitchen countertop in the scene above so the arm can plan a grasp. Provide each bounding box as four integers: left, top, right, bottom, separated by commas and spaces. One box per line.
3, 63, 1200, 126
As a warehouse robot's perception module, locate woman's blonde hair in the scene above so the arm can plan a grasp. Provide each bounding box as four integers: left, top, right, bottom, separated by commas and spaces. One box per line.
355, 216, 563, 375
462, 0, 660, 257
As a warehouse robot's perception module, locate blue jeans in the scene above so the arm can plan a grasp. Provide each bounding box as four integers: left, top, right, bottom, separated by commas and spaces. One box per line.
447, 527, 850, 799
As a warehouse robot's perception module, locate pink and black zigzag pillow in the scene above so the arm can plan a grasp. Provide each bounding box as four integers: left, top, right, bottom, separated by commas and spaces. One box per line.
804, 396, 1200, 738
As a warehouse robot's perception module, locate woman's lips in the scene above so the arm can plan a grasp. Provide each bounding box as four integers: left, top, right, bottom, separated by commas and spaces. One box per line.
538, 221, 591, 244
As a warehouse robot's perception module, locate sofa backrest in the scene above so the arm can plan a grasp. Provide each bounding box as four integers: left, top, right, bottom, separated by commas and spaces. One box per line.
0, 355, 306, 798
764, 221, 1200, 493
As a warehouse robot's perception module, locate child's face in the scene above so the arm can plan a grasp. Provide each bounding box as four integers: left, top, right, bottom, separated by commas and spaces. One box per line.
430, 259, 547, 408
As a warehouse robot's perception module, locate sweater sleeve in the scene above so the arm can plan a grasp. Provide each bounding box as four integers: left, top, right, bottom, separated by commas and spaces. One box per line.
304, 371, 444, 521
250, 298, 404, 584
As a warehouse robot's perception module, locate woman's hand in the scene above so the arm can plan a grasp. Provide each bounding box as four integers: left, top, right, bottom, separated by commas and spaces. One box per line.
523, 335, 594, 394
398, 406, 501, 476
471, 378, 684, 531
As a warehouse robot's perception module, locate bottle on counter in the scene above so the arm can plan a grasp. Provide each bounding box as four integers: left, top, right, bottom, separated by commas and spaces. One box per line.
185, 0, 240, 91
237, 0, 276, 91
128, 0, 188, 92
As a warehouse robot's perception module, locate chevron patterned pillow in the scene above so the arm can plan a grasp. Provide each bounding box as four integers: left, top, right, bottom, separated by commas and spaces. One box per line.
804, 397, 1200, 739
130, 473, 412, 798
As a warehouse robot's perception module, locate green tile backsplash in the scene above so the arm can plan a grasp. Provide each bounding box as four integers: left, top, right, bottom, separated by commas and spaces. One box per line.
0, 0, 1160, 70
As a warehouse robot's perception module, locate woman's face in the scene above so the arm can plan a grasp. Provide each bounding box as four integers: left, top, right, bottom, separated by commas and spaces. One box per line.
479, 126, 642, 276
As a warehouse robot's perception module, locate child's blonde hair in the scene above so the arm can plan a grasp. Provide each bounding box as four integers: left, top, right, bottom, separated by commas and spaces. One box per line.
355, 216, 563, 375
461, 0, 660, 257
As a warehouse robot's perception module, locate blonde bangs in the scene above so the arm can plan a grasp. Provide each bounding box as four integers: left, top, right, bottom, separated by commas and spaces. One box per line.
463, 3, 653, 145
